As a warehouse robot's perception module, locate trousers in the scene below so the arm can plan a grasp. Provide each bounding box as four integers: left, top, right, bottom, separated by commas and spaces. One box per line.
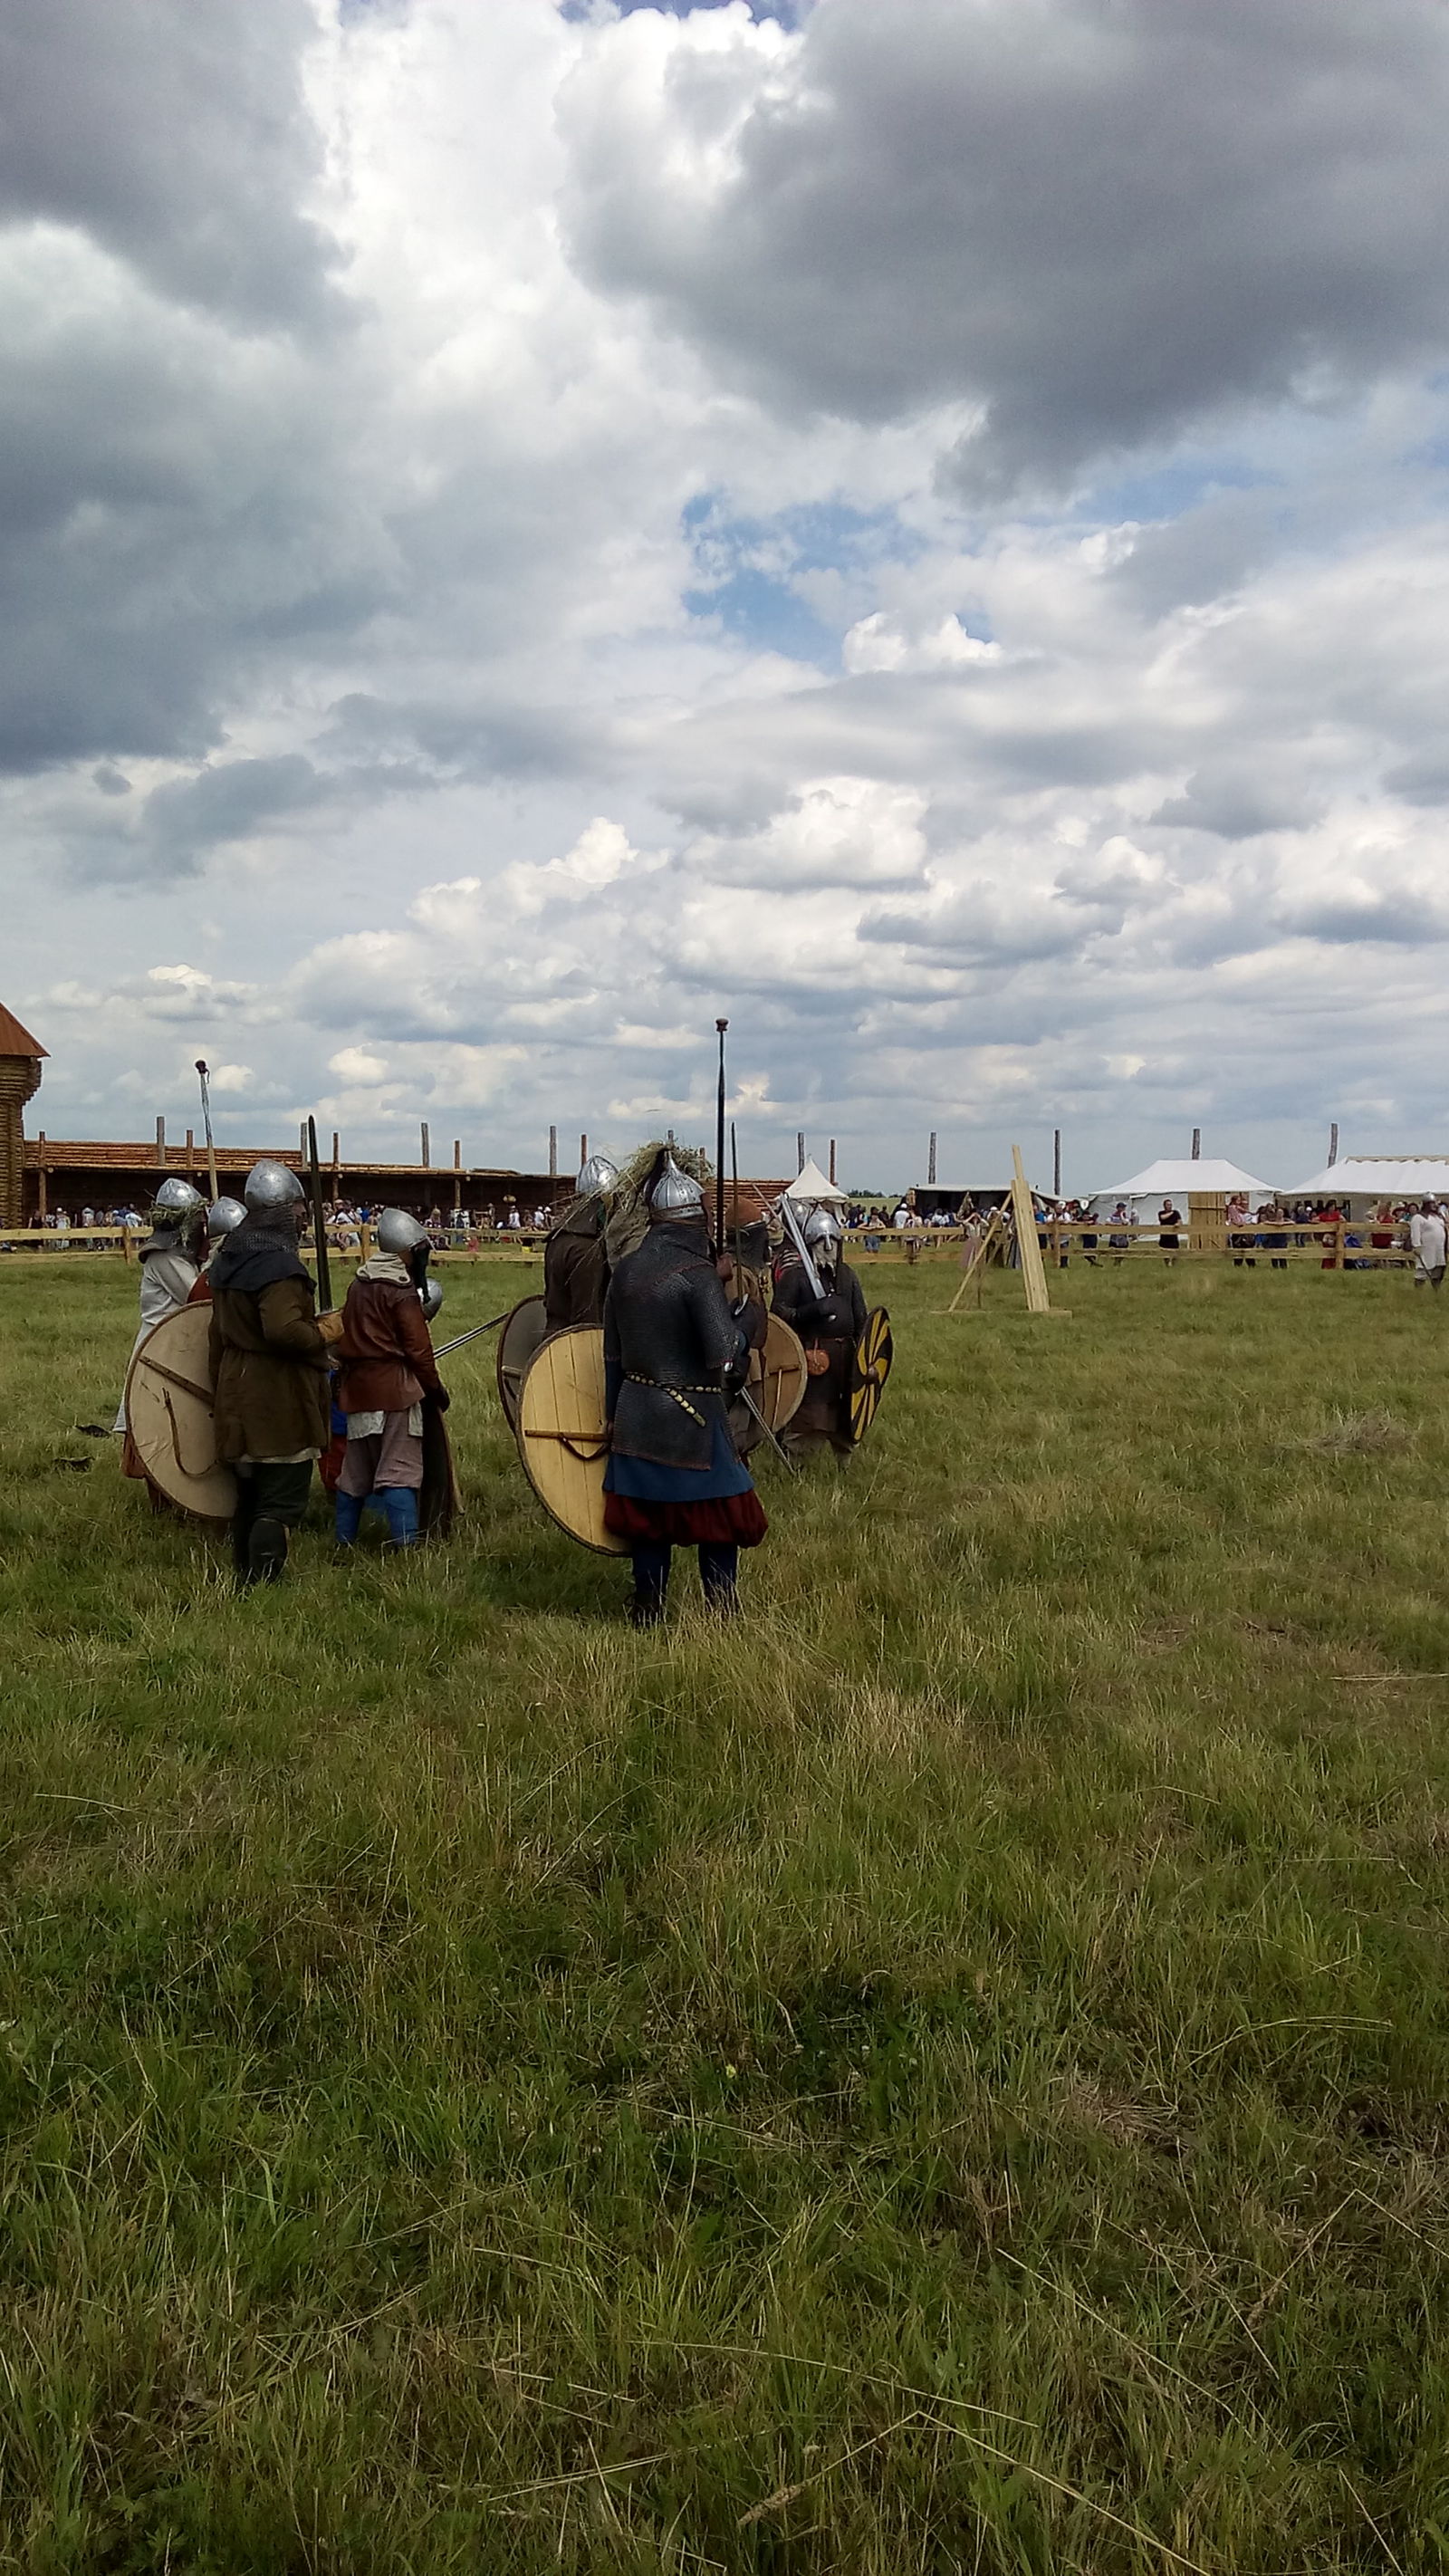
630, 1541, 738, 1624
231, 1460, 313, 1584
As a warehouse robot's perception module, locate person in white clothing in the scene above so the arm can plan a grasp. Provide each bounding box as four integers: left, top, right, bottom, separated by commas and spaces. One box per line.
1408, 1199, 1447, 1289
113, 1179, 206, 1431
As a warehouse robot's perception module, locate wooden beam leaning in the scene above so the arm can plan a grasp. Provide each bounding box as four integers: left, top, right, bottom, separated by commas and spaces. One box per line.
1010, 1145, 1052, 1314
944, 1205, 1003, 1311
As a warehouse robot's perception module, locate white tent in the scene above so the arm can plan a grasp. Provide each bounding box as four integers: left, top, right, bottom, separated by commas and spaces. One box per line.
1092, 1157, 1275, 1205
1287, 1155, 1449, 1206
782, 1156, 847, 1205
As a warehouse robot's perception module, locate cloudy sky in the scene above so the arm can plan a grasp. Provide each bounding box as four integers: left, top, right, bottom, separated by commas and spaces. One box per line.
6, 0, 1449, 1191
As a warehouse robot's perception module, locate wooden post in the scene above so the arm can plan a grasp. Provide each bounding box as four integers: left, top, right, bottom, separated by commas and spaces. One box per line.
1329, 1122, 1339, 1168
36, 1135, 47, 1223
1052, 1129, 1061, 1197
928, 1130, 937, 1185
1333, 1216, 1345, 1273
420, 1121, 430, 1168
580, 1133, 588, 1168
549, 1125, 557, 1178
1191, 1127, 1201, 1160
797, 1131, 805, 1175
186, 1127, 194, 1152
829, 1139, 837, 1185
1010, 1146, 1051, 1314
156, 1115, 166, 1166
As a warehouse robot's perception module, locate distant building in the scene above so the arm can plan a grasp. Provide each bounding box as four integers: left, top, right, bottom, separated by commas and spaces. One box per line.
0, 1001, 46, 1228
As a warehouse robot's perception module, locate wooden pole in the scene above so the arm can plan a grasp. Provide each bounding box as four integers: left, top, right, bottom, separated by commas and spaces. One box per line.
1052, 1128, 1061, 1197
928, 1130, 937, 1185
1191, 1127, 1201, 1160
156, 1114, 166, 1168
549, 1124, 557, 1178
797, 1130, 806, 1175
1329, 1121, 1339, 1168
829, 1139, 837, 1186
580, 1133, 587, 1167
36, 1135, 47, 1223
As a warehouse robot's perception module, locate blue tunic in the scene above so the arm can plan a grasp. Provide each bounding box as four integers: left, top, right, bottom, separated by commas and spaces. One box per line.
603, 1406, 753, 1502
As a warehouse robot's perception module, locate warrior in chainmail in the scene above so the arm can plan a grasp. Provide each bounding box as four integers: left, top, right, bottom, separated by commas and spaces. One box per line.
772, 1205, 867, 1462
207, 1160, 332, 1584
544, 1152, 618, 1332
602, 1151, 767, 1626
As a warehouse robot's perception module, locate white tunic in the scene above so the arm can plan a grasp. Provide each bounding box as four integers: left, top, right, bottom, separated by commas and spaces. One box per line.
113, 1249, 199, 1431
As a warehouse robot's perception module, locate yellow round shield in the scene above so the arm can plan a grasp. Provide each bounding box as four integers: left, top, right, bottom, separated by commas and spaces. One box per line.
849, 1305, 893, 1447
516, 1325, 628, 1556
124, 1303, 236, 1522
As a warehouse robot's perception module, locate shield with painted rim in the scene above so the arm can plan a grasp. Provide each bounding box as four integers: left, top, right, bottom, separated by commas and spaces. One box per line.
516, 1325, 628, 1556
124, 1303, 236, 1522
849, 1305, 893, 1447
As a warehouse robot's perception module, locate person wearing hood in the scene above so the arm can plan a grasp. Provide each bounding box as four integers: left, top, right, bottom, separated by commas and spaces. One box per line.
772, 1206, 867, 1462
331, 1208, 448, 1549
112, 1177, 206, 1437
601, 1152, 766, 1626
544, 1152, 617, 1332
206, 1159, 333, 1584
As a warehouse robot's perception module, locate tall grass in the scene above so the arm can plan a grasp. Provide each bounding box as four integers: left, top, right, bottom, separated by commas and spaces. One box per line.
2, 1257, 1448, 2569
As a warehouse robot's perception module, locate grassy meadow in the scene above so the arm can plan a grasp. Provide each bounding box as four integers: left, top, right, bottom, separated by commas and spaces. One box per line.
3, 1251, 1449, 2571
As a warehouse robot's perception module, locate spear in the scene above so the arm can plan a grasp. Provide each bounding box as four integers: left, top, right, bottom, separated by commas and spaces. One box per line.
715, 1017, 728, 1255
194, 1059, 218, 1202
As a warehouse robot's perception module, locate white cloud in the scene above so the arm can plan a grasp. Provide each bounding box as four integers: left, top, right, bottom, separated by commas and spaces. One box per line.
5, 0, 1449, 1190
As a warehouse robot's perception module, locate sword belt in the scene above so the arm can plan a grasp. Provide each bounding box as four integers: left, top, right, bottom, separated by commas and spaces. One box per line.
627, 1372, 717, 1427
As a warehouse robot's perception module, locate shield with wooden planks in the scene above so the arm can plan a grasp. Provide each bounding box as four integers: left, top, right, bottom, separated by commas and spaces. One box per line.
515, 1325, 628, 1556
124, 1303, 236, 1521
495, 1294, 549, 1431
735, 1310, 808, 1452
849, 1305, 893, 1447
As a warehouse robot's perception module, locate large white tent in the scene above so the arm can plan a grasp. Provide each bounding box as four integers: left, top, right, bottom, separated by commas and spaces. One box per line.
1092, 1157, 1275, 1206
782, 1156, 847, 1205
1287, 1155, 1449, 1206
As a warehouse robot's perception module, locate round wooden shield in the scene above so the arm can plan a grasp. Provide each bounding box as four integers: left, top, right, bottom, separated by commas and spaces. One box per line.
516, 1326, 628, 1557
495, 1294, 548, 1431
124, 1303, 236, 1522
849, 1305, 893, 1447
753, 1310, 807, 1430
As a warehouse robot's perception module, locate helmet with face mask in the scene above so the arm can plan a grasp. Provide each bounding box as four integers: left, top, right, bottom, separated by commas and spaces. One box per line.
243, 1159, 304, 1216
803, 1206, 843, 1253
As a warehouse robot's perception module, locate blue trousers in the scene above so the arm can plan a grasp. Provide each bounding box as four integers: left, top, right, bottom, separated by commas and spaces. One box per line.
335, 1487, 419, 1547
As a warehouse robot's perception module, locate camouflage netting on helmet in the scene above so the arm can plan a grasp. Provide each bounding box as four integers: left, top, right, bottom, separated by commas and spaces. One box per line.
605, 1138, 714, 1265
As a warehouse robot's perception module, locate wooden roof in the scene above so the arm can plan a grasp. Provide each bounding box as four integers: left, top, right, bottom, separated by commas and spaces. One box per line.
0, 1003, 46, 1059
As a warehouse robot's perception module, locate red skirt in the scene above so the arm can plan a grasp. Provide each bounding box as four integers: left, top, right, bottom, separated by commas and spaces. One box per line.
603, 1489, 768, 1546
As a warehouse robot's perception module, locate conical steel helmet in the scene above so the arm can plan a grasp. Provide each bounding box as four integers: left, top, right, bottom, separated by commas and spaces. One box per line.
243, 1159, 304, 1213
153, 1177, 205, 1222
376, 1207, 428, 1255
206, 1196, 246, 1241
803, 1205, 842, 1248
576, 1153, 619, 1199
648, 1153, 705, 1216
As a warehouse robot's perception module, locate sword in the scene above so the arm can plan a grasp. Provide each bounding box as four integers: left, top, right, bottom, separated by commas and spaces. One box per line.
305, 1115, 332, 1312
778, 1187, 824, 1298
432, 1309, 511, 1357
739, 1379, 797, 1473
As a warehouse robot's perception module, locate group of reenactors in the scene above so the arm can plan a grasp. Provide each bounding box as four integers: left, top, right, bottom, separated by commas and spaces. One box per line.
115, 1144, 889, 1626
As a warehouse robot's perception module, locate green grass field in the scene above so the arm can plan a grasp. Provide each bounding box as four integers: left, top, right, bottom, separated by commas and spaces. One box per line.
3, 1254, 1449, 2571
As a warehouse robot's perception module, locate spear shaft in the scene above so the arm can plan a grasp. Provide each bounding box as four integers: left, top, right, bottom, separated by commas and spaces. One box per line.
715, 1017, 728, 1254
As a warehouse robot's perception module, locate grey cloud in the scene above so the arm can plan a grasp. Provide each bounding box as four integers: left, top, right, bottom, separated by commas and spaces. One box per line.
1152, 763, 1326, 841
0, 0, 339, 329
561, 0, 1449, 490
141, 755, 324, 864
1278, 889, 1449, 946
